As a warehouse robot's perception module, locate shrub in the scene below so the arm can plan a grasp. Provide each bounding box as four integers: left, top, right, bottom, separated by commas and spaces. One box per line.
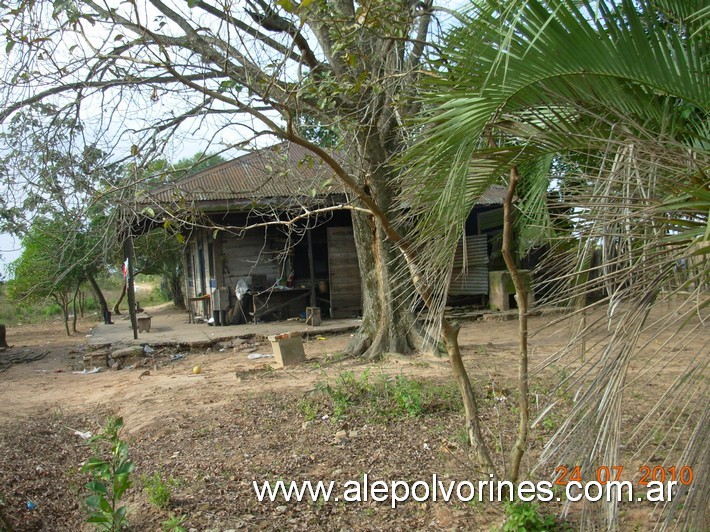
502, 501, 557, 531
81, 416, 135, 531
162, 513, 187, 532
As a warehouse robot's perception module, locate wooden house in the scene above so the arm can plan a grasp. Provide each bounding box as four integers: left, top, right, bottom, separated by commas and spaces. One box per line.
140, 143, 506, 324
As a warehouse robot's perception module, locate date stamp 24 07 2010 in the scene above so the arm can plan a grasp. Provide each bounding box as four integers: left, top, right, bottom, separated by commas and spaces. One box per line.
554, 465, 694, 487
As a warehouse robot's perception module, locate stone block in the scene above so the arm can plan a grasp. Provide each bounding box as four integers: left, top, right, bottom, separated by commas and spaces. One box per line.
136, 313, 152, 333
488, 270, 534, 311
268, 332, 306, 368
84, 351, 109, 369
111, 346, 145, 360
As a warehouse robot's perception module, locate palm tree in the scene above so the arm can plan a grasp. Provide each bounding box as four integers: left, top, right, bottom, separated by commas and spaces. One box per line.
403, 0, 708, 528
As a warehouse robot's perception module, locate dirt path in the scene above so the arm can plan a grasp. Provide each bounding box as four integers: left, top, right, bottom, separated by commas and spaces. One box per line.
0, 305, 706, 531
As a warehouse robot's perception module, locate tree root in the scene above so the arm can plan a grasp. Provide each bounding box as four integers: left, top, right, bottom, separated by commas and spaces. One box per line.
345, 333, 371, 357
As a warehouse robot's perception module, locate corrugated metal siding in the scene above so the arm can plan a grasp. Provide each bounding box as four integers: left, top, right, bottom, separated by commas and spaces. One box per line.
449, 235, 489, 296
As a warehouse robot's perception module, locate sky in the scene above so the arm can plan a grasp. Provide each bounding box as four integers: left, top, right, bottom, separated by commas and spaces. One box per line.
0, 233, 19, 274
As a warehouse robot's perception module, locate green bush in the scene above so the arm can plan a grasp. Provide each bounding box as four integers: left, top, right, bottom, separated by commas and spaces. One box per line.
41, 302, 63, 317
502, 501, 557, 532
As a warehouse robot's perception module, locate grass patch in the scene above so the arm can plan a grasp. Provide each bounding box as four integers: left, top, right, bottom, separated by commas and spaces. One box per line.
502, 501, 559, 531
143, 471, 178, 509
302, 369, 462, 422
162, 513, 187, 532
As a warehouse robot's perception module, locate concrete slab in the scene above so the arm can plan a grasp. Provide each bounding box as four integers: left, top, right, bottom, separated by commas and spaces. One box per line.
87, 303, 361, 349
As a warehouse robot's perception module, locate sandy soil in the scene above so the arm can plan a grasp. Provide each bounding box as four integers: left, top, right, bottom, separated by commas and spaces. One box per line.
0, 305, 705, 531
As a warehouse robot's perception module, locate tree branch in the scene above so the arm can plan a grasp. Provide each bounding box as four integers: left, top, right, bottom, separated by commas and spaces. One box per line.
194, 0, 311, 67
243, 0, 321, 70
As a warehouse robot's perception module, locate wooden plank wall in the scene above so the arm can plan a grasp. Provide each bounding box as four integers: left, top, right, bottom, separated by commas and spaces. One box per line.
220, 230, 286, 289
327, 227, 362, 318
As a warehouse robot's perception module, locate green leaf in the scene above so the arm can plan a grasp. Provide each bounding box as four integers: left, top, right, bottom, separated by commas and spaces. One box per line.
81, 458, 107, 472
277, 0, 295, 13
87, 514, 111, 524
85, 481, 108, 495
85, 494, 103, 508
116, 461, 135, 476
98, 496, 112, 513
115, 505, 128, 522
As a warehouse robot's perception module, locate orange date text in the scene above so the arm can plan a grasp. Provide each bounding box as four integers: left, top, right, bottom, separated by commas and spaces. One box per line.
554, 465, 693, 486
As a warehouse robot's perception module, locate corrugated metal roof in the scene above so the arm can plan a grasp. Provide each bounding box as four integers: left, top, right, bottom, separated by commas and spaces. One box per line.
142, 142, 507, 208
144, 142, 346, 205
476, 184, 507, 205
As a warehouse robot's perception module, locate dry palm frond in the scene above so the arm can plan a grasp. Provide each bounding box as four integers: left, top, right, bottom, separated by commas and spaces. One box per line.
400, 0, 709, 528
529, 129, 708, 528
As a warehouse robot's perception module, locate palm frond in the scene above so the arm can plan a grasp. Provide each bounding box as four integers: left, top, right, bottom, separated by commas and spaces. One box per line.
400, 0, 708, 528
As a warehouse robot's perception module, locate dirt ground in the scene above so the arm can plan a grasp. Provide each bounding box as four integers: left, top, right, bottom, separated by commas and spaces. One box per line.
0, 305, 706, 531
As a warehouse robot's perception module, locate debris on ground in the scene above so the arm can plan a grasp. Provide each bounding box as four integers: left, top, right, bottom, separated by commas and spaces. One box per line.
72, 367, 100, 375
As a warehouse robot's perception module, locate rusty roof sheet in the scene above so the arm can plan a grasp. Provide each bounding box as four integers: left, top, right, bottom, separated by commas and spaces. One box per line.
142, 142, 506, 208
476, 184, 507, 205
144, 142, 346, 205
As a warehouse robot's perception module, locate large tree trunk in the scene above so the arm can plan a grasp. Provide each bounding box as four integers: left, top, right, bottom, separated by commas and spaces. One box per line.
346, 148, 423, 359
163, 270, 185, 309
349, 211, 421, 358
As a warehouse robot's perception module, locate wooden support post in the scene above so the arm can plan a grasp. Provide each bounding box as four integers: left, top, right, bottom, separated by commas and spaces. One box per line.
307, 228, 317, 308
